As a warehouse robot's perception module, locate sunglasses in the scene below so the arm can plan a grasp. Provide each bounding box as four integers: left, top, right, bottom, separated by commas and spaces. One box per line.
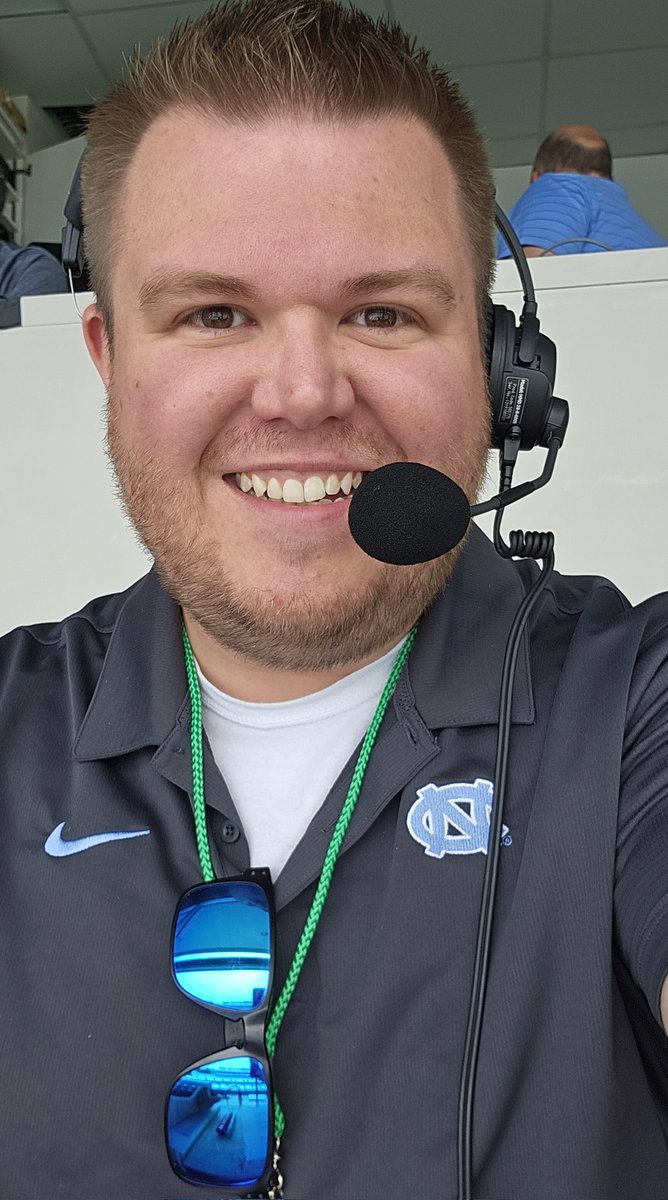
165, 869, 276, 1195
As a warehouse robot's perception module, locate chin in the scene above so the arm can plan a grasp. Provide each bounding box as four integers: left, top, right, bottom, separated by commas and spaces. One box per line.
155, 539, 455, 673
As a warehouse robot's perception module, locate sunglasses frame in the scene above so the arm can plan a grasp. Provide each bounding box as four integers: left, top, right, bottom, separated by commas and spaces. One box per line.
165, 868, 276, 1196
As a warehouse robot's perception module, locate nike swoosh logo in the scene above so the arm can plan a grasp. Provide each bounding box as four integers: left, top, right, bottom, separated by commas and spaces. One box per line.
44, 822, 151, 858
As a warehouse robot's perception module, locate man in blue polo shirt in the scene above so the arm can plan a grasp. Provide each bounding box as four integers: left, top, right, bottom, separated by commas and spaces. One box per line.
497, 123, 666, 259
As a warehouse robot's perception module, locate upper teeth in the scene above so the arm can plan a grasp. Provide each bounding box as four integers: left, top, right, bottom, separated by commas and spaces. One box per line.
234, 471, 363, 503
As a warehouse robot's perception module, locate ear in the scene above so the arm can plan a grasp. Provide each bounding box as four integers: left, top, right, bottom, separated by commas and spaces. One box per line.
530, 169, 539, 183
82, 302, 112, 388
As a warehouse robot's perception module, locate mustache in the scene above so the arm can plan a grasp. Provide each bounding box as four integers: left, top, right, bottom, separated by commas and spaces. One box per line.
201, 418, 401, 472
200, 416, 489, 482
106, 385, 491, 497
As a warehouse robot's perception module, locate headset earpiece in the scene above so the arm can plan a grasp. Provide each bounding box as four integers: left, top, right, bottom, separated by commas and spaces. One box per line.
61, 156, 85, 279
486, 297, 557, 450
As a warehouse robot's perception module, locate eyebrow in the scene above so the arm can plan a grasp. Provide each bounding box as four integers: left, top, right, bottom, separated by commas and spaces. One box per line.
137, 265, 457, 312
137, 271, 260, 311
341, 268, 457, 308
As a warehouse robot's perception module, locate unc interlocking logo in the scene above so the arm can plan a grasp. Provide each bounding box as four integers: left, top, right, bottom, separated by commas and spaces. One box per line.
407, 778, 511, 858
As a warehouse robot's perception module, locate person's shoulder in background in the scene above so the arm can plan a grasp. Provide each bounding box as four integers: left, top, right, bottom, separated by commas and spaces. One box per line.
0, 239, 69, 298
497, 173, 592, 258
498, 172, 667, 258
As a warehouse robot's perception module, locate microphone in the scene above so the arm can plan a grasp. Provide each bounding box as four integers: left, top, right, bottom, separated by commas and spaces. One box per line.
348, 462, 472, 565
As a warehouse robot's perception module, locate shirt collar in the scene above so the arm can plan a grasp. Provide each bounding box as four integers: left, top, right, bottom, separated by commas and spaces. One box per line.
74, 525, 533, 761
74, 570, 188, 761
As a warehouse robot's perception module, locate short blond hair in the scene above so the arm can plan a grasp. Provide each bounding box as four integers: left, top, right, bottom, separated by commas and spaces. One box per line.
83, 0, 495, 326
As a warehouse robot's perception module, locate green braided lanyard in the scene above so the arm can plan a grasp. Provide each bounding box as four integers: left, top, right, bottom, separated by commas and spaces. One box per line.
181, 622, 418, 1143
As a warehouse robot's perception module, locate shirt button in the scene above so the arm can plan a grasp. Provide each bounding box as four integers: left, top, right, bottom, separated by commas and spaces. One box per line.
221, 822, 240, 843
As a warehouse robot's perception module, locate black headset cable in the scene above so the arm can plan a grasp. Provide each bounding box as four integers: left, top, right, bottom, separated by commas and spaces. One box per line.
457, 528, 555, 1200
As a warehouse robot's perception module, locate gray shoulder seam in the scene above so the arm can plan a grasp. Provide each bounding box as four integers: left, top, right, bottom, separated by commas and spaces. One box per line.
19, 612, 116, 648
547, 576, 630, 619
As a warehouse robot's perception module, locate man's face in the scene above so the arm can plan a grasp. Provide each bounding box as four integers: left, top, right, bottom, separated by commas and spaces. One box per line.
84, 111, 490, 671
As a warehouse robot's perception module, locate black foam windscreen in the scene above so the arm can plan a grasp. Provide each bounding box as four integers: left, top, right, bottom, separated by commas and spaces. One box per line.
348, 462, 472, 565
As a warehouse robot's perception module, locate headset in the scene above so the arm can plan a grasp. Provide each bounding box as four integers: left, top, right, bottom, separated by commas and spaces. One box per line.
61, 158, 84, 283
62, 153, 568, 1200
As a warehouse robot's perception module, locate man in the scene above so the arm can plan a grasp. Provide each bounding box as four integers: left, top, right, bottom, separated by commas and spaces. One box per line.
0, 4, 667, 1198
497, 123, 667, 258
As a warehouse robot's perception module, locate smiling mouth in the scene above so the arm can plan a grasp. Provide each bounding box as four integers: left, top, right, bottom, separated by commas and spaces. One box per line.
233, 470, 365, 504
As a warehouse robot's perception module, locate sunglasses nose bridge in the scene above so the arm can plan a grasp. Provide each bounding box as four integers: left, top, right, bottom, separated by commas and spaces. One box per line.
224, 1016, 246, 1049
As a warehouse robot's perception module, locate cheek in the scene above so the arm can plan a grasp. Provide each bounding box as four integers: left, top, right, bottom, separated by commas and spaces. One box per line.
110, 346, 236, 464
375, 354, 488, 467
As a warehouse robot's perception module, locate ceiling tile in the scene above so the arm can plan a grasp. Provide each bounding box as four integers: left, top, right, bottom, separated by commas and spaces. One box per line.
69, 0, 206, 10
550, 0, 668, 55
72, 0, 390, 12
79, 2, 212, 78
605, 124, 668, 158
451, 60, 543, 140
488, 135, 542, 169
393, 0, 545, 66
0, 1, 64, 12
546, 49, 668, 131
79, 0, 393, 81
351, 0, 391, 17
0, 14, 109, 105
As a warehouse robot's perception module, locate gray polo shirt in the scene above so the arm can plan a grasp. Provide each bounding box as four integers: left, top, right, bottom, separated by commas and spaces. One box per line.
1, 528, 667, 1200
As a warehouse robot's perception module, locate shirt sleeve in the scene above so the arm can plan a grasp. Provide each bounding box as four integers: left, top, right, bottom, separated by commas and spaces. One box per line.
498, 174, 592, 257
614, 604, 668, 1025
0, 244, 69, 298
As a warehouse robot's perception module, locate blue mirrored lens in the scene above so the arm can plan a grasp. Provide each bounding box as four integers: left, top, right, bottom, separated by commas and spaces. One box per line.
173, 882, 270, 1010
167, 1057, 270, 1188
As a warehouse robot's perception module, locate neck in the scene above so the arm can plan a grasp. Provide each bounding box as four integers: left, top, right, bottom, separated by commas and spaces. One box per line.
182, 611, 408, 702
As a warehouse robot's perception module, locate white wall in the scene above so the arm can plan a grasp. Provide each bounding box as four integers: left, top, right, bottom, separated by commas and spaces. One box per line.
23, 133, 85, 245
0, 292, 150, 633
11, 95, 64, 155
494, 152, 668, 241
1, 248, 667, 635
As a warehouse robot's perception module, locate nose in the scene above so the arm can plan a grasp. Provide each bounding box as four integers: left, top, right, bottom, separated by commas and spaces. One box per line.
250, 312, 355, 430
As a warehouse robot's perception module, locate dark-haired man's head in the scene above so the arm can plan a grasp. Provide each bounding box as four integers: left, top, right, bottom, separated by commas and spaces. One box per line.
531, 124, 612, 183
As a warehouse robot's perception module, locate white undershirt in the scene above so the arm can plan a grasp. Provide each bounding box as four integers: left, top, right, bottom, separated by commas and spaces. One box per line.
196, 639, 406, 878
